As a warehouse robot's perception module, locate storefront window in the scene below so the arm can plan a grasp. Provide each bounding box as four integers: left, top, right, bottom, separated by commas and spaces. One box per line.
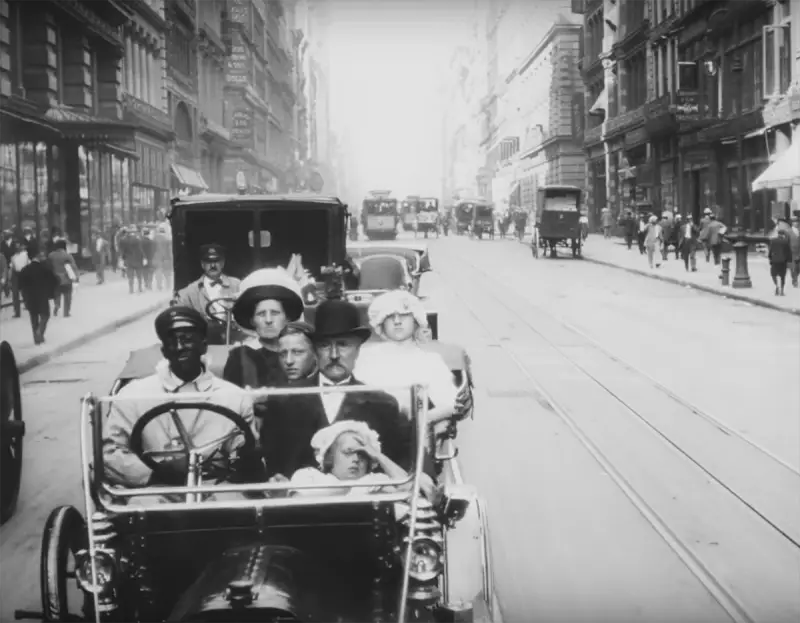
18, 143, 35, 233
0, 143, 18, 232
113, 156, 124, 227
51, 145, 65, 236
89, 149, 102, 233
35, 143, 48, 237
121, 158, 131, 224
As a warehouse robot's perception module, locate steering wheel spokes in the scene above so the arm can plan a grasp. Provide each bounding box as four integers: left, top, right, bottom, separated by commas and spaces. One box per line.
205, 296, 236, 324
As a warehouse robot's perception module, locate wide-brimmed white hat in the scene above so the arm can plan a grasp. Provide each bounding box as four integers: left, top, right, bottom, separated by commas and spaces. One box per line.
310, 420, 381, 469
368, 290, 428, 339
233, 268, 304, 330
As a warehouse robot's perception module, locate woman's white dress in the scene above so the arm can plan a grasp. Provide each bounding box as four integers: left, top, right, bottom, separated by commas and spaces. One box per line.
354, 340, 458, 417
290, 468, 392, 496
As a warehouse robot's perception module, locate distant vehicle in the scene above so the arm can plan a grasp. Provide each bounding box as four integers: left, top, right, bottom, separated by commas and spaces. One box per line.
472, 203, 495, 240
0, 341, 24, 525
400, 196, 421, 232
363, 190, 399, 240
531, 184, 584, 259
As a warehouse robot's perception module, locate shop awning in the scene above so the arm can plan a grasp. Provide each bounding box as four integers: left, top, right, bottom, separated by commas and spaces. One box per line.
751, 140, 800, 191
171, 164, 209, 191
589, 88, 607, 116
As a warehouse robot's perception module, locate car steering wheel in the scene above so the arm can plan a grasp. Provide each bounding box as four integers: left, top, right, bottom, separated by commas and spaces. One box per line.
128, 401, 257, 485
205, 297, 237, 324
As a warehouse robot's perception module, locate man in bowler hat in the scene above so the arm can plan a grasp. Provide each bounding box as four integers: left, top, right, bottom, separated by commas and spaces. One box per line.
174, 243, 241, 344
260, 298, 436, 491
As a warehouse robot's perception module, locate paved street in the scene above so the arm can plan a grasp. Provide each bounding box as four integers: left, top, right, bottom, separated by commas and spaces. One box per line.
1, 234, 799, 622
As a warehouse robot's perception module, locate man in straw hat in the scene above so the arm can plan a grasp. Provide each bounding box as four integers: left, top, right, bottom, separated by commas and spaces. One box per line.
260, 298, 436, 488
103, 306, 262, 500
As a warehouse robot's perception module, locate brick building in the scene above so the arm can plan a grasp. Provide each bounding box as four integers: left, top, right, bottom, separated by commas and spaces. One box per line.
1, 0, 145, 260
576, 0, 799, 232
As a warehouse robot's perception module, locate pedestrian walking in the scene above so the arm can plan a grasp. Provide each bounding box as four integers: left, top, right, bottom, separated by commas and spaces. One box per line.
699, 212, 726, 265
92, 229, 109, 284
699, 208, 713, 262
660, 214, 673, 262
768, 225, 792, 296
18, 245, 58, 345
644, 215, 662, 269
48, 239, 80, 317
119, 227, 145, 294
678, 215, 700, 272
620, 210, 636, 250
0, 251, 7, 304
152, 225, 173, 291
671, 214, 683, 259
601, 207, 613, 239
637, 214, 648, 254
141, 227, 155, 290
789, 216, 800, 288
9, 243, 29, 317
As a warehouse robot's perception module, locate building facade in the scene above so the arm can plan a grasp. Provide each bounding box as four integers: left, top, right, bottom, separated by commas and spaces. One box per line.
0, 0, 143, 261
577, 0, 799, 232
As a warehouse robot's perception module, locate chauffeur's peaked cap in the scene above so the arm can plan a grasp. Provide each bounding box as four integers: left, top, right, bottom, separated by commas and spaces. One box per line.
155, 306, 208, 341
200, 244, 226, 262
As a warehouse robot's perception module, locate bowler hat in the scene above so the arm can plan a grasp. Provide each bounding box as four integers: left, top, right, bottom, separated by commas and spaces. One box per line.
200, 244, 226, 262
313, 299, 371, 343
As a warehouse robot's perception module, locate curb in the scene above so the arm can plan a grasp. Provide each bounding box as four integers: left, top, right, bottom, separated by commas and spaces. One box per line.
18, 299, 169, 375
582, 255, 800, 317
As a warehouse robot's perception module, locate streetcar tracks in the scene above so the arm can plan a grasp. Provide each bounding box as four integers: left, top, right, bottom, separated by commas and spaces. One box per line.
438, 242, 800, 623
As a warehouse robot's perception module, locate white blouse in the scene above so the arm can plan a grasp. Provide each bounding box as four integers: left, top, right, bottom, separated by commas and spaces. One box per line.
290, 468, 392, 496
354, 341, 458, 416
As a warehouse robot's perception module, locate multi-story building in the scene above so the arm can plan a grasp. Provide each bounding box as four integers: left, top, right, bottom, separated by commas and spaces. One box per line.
495, 16, 585, 216
480, 0, 575, 204
0, 0, 142, 260
197, 0, 231, 193
122, 0, 173, 222
166, 0, 209, 197
578, 0, 799, 232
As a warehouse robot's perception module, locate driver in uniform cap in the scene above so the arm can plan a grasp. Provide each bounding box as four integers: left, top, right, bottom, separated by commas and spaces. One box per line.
103, 306, 260, 502
173, 243, 242, 344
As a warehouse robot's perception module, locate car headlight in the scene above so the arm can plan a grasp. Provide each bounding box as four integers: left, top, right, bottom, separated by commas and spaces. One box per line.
408, 537, 444, 582
75, 549, 117, 594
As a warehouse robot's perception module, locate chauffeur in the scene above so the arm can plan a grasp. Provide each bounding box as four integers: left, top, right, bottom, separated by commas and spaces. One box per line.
174, 244, 241, 342
103, 307, 258, 494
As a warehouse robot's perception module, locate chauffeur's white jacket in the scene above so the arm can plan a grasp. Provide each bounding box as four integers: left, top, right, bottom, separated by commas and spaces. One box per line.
103, 359, 256, 488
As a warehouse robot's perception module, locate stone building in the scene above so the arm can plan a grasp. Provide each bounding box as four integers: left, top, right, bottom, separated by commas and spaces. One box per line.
0, 0, 143, 260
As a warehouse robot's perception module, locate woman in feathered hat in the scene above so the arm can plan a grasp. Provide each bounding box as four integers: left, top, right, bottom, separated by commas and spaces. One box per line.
222, 267, 306, 390
354, 289, 457, 430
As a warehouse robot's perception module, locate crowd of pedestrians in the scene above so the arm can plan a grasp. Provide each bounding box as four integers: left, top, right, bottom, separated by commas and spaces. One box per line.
610, 206, 800, 296
1, 220, 174, 345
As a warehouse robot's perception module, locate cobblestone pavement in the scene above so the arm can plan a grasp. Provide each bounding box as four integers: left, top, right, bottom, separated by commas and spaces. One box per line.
0, 272, 170, 372
1, 235, 798, 622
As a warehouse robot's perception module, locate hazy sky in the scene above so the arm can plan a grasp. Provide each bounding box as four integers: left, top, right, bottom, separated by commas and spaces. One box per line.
326, 1, 472, 199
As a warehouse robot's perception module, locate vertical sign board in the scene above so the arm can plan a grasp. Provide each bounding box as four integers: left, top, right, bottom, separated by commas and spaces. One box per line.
231, 109, 254, 149
227, 31, 250, 85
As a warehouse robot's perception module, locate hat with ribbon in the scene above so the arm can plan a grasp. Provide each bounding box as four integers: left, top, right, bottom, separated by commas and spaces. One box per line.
310, 420, 382, 470
155, 306, 208, 341
312, 299, 371, 343
233, 267, 305, 330
367, 290, 428, 339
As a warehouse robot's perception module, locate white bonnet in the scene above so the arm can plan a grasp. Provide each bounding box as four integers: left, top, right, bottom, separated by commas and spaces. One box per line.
367, 290, 428, 338
310, 420, 382, 468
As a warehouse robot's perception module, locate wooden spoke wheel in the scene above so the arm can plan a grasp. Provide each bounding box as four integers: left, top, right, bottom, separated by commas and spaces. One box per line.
40, 506, 91, 622
1, 341, 24, 525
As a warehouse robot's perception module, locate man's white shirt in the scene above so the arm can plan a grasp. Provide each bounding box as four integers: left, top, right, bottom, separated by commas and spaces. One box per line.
203, 276, 223, 301
319, 374, 352, 424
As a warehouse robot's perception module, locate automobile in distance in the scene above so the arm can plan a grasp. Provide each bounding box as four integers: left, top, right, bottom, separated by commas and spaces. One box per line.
531, 185, 583, 259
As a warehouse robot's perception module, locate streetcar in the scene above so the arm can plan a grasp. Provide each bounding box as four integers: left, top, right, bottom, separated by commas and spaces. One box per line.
416, 198, 440, 238
531, 184, 584, 259
0, 340, 24, 525
363, 191, 399, 240
400, 196, 421, 232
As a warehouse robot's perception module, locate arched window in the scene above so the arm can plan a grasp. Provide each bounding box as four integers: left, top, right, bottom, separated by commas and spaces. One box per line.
174, 101, 193, 142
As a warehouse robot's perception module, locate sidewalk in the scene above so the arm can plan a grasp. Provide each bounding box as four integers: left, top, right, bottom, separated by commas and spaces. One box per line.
0, 272, 170, 373
574, 236, 800, 316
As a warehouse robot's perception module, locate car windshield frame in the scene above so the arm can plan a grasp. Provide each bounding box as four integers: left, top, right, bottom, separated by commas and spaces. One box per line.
82, 383, 429, 516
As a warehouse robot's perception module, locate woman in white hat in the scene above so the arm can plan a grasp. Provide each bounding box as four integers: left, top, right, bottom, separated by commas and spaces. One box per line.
222, 268, 305, 390
289, 420, 409, 496
354, 289, 457, 429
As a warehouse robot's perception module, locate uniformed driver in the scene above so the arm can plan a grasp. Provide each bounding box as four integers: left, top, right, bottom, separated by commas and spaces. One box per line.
103, 307, 260, 495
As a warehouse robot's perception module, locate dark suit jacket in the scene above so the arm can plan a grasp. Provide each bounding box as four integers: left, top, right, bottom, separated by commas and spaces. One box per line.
261, 374, 428, 480
18, 260, 58, 308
